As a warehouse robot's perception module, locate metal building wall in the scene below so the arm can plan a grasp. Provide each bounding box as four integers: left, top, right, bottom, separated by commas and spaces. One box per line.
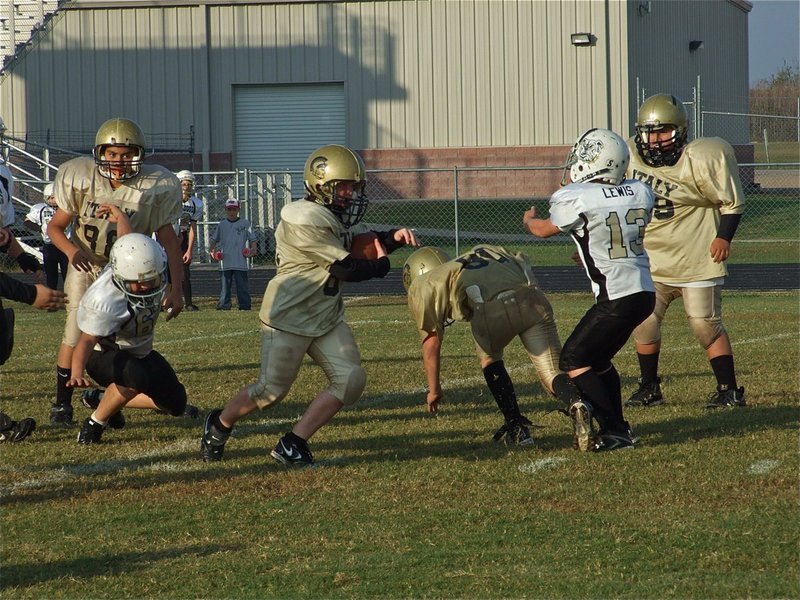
1, 1, 630, 158
0, 0, 749, 163
626, 0, 750, 141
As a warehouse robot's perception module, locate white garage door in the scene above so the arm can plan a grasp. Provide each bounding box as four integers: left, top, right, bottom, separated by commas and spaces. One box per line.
234, 83, 345, 198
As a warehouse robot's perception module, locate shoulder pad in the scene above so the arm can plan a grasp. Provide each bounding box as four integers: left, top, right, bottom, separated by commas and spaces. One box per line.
280, 200, 340, 229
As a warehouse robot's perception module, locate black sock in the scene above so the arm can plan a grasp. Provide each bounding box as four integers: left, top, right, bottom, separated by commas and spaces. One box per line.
56, 366, 73, 406
213, 412, 233, 434
710, 355, 737, 390
636, 352, 660, 385
483, 361, 522, 423
571, 370, 622, 431
552, 373, 580, 407
285, 431, 307, 445
598, 364, 623, 425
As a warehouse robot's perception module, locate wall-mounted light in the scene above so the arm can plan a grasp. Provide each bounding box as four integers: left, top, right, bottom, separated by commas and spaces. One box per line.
689, 40, 704, 52
570, 33, 594, 47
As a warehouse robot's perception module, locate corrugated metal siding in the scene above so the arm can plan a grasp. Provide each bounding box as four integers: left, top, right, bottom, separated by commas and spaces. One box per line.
627, 0, 749, 140
0, 0, 749, 160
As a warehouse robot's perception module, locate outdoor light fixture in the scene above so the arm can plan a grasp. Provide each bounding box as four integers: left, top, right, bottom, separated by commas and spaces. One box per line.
570, 33, 594, 47
689, 40, 704, 51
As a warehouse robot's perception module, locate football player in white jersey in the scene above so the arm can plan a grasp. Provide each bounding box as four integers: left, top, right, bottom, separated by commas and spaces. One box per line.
625, 94, 746, 409
24, 183, 69, 290
47, 118, 184, 426
403, 245, 580, 446
201, 144, 419, 466
524, 128, 656, 451
0, 117, 44, 280
175, 170, 203, 311
67, 234, 190, 444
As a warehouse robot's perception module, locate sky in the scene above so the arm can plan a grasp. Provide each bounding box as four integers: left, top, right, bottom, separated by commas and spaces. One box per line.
748, 0, 800, 85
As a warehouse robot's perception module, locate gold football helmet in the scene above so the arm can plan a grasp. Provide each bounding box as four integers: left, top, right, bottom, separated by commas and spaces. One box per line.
634, 94, 689, 167
402, 246, 452, 291
93, 118, 146, 181
304, 144, 368, 228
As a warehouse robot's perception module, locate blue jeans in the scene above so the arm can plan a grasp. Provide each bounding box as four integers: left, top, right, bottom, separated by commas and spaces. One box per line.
218, 270, 251, 310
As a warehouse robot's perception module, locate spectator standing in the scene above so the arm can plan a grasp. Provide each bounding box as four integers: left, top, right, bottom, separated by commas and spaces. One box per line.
209, 198, 256, 311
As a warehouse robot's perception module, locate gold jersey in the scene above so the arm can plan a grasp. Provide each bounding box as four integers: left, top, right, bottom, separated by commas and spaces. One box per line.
407, 245, 538, 341
54, 157, 182, 266
626, 137, 745, 284
259, 200, 368, 337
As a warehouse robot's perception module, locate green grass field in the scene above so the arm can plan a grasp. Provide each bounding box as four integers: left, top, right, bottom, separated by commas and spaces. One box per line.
1, 291, 798, 599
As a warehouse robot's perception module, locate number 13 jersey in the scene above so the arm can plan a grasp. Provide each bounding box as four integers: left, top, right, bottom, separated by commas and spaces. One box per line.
549, 179, 655, 302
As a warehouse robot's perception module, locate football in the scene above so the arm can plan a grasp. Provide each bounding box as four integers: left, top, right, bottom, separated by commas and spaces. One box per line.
349, 232, 383, 260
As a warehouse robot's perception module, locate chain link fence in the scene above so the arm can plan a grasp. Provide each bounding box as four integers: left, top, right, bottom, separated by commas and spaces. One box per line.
2, 122, 798, 273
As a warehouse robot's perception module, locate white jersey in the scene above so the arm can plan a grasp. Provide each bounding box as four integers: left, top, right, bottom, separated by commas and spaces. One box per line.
549, 179, 655, 302
0, 161, 15, 227
77, 267, 161, 358
174, 195, 203, 236
25, 203, 56, 243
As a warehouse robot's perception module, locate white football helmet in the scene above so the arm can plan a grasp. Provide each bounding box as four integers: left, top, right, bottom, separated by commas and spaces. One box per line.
109, 233, 168, 309
43, 183, 56, 206
176, 170, 195, 183
562, 128, 630, 186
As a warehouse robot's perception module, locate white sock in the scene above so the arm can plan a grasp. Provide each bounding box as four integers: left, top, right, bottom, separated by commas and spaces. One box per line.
90, 411, 108, 427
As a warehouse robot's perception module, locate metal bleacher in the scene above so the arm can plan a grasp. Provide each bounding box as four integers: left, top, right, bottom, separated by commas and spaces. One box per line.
0, 0, 62, 74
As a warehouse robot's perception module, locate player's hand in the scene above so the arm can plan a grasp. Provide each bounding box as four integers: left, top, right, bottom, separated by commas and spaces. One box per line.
710, 237, 731, 263
570, 250, 582, 266
0, 227, 10, 247
163, 286, 184, 321
182, 250, 192, 265
97, 204, 131, 228
426, 389, 443, 414
69, 248, 95, 272
32, 284, 67, 311
66, 377, 94, 389
393, 228, 420, 248
522, 207, 537, 230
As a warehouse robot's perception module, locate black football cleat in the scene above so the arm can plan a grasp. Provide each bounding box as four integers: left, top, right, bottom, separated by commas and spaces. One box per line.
270, 433, 314, 467
705, 386, 746, 409
625, 378, 664, 407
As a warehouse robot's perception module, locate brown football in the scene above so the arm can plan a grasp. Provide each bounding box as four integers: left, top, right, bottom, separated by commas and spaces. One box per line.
349, 232, 383, 260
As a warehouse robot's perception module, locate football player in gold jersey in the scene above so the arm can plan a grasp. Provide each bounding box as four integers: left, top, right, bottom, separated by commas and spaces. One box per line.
201, 144, 419, 466
403, 245, 580, 446
625, 94, 746, 409
47, 118, 184, 426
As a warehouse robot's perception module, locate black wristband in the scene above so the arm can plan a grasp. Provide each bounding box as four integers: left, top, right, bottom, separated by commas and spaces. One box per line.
17, 252, 42, 273
716, 213, 742, 242
376, 229, 402, 253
